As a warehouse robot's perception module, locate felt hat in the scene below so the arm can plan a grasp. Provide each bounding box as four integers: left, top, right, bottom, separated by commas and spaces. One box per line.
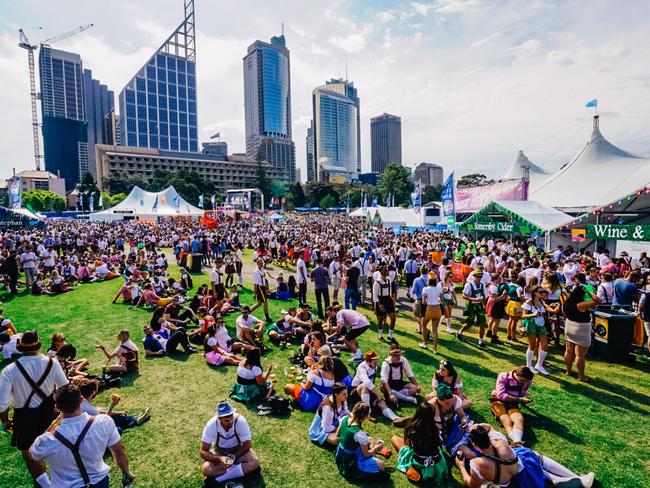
17, 331, 41, 352
217, 400, 237, 418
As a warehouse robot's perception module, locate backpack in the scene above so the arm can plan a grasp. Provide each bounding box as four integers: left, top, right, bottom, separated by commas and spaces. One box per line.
268, 395, 291, 415
288, 351, 305, 366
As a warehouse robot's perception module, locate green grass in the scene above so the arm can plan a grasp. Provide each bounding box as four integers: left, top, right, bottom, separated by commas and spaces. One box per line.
1, 252, 649, 488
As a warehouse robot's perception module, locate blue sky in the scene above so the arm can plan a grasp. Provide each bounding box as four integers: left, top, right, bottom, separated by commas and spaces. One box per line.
1, 0, 649, 181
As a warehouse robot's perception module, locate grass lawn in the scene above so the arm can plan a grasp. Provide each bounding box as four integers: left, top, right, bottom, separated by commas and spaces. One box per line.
1, 251, 649, 488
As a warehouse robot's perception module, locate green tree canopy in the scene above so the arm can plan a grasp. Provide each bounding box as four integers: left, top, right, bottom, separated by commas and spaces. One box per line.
457, 173, 494, 188
378, 163, 412, 205
305, 181, 338, 207
285, 182, 305, 208
422, 185, 443, 205
22, 190, 66, 212
319, 194, 338, 209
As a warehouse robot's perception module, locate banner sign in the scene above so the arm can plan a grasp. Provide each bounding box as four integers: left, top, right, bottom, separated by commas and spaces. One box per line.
441, 172, 455, 216
466, 221, 517, 233
9, 177, 21, 209
587, 224, 650, 242
447, 216, 456, 226
0, 207, 44, 230
455, 179, 528, 213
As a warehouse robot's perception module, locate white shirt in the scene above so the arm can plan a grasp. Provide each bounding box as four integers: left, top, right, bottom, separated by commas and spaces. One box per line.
351, 361, 377, 390
30, 413, 120, 488
201, 413, 252, 450
20, 252, 37, 269
422, 284, 443, 306
236, 315, 260, 340
0, 354, 68, 411
296, 258, 308, 284
1, 334, 20, 359
252, 268, 266, 287
329, 261, 341, 280
355, 257, 371, 277
210, 268, 223, 285
380, 357, 414, 384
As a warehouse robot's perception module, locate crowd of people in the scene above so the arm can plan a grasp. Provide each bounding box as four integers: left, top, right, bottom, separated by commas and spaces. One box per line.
1, 213, 648, 487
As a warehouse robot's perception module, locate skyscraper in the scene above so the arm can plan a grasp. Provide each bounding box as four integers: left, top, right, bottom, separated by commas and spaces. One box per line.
322, 79, 361, 174
371, 113, 401, 174
243, 33, 295, 182
118, 0, 197, 152
311, 80, 359, 182
39, 44, 88, 189
306, 120, 315, 181
83, 69, 115, 180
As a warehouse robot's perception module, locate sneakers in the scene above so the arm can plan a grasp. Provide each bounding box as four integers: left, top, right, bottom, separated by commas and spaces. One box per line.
535, 364, 549, 375
580, 472, 595, 488
456, 332, 463, 341
477, 342, 485, 348
491, 336, 504, 345
418, 342, 428, 350
529, 366, 539, 374
486, 330, 493, 338
135, 407, 150, 425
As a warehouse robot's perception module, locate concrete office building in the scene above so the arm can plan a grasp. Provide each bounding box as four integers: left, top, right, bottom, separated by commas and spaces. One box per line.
371, 113, 401, 174
39, 45, 88, 190
6, 170, 67, 197
306, 120, 315, 182
413, 162, 444, 188
201, 141, 228, 160
94, 144, 285, 194
83, 69, 115, 179
118, 1, 198, 153
243, 33, 295, 181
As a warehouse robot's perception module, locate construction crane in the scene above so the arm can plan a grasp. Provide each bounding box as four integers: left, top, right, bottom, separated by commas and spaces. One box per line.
18, 24, 93, 171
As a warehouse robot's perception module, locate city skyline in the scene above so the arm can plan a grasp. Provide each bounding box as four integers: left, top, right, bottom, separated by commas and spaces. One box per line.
2, 0, 650, 182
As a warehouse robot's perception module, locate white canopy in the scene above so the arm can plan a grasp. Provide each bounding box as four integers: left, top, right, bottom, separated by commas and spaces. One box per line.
502, 150, 549, 188
530, 117, 650, 212
13, 207, 45, 220
90, 186, 202, 221
492, 200, 573, 231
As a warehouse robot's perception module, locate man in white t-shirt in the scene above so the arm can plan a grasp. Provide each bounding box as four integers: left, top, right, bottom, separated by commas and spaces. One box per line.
296, 255, 308, 305
20, 246, 38, 287
200, 401, 260, 485
235, 306, 264, 347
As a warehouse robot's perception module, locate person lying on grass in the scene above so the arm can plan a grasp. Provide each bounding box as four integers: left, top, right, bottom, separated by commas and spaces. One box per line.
200, 400, 261, 486
142, 323, 198, 357
489, 366, 534, 446
309, 382, 349, 447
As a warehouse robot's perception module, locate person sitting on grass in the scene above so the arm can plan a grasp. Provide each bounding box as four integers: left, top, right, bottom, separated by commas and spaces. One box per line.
351, 350, 406, 426
457, 424, 595, 488
432, 360, 472, 411
267, 307, 310, 346
285, 355, 336, 411
49, 270, 71, 294
189, 307, 214, 345
0, 332, 20, 361
380, 342, 420, 406
47, 333, 89, 372
78, 378, 150, 433
96, 329, 139, 374
426, 384, 471, 454
334, 402, 388, 480
235, 306, 265, 350
137, 283, 173, 308
205, 327, 245, 367
31, 272, 52, 295
229, 348, 273, 404
390, 402, 449, 485
200, 400, 261, 487
489, 366, 534, 446
142, 323, 198, 357
112, 278, 140, 304
212, 285, 241, 315
268, 272, 291, 300
309, 382, 349, 447
0, 309, 17, 336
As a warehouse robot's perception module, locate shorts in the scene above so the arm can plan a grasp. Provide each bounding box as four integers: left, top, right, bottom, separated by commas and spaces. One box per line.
388, 379, 407, 391
465, 304, 486, 326
414, 300, 423, 318
524, 318, 547, 336
490, 400, 521, 419
424, 305, 442, 322
380, 296, 395, 315
254, 285, 268, 303
345, 325, 369, 341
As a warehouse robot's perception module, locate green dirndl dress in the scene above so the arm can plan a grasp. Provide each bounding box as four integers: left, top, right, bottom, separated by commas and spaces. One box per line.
229, 373, 270, 404
396, 446, 449, 484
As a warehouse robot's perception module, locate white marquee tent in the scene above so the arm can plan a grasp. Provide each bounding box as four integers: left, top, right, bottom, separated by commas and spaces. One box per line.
90, 186, 203, 221
502, 150, 550, 189
349, 206, 424, 228
530, 117, 650, 213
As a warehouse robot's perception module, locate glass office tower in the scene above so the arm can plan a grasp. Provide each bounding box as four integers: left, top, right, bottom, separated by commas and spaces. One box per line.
39, 45, 88, 189
83, 69, 115, 179
243, 34, 295, 182
118, 0, 197, 152
323, 79, 361, 174
370, 113, 402, 174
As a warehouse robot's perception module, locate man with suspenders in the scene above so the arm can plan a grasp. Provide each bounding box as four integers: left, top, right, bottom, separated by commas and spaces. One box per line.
0, 331, 68, 488
200, 401, 261, 486
29, 383, 134, 488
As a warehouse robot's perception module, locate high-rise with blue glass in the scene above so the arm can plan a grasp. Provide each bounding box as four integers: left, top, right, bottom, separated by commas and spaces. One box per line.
83, 69, 115, 180
39, 45, 88, 190
118, 0, 197, 153
310, 79, 360, 182
243, 33, 296, 182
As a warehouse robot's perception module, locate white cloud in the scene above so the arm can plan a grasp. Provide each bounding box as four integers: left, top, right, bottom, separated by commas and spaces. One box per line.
507, 39, 540, 61
435, 0, 483, 14
329, 31, 369, 53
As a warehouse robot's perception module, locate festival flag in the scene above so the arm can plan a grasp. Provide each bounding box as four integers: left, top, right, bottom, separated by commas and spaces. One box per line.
411, 182, 421, 214
198, 194, 204, 209
173, 194, 180, 212
346, 194, 350, 214
441, 172, 456, 216
362, 193, 367, 214
89, 194, 94, 213
79, 193, 84, 210
98, 194, 103, 209
9, 177, 21, 209
385, 193, 391, 207
152, 195, 159, 212
139, 195, 144, 207
371, 196, 377, 208
391, 193, 395, 207
211, 194, 216, 209
161, 195, 167, 205
585, 99, 597, 108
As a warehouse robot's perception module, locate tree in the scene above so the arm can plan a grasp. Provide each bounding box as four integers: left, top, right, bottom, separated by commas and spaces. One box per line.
378, 163, 412, 205
77, 173, 100, 211
286, 182, 305, 208
254, 154, 272, 201
422, 185, 443, 204
101, 192, 126, 208
457, 173, 494, 188
22, 190, 66, 212
102, 171, 147, 195
319, 194, 338, 209
305, 181, 337, 207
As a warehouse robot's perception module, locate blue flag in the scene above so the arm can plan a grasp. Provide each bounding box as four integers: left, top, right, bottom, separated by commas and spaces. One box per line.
411, 182, 421, 215
152, 195, 159, 212
585, 99, 597, 108
198, 194, 204, 209
441, 172, 456, 216
173, 194, 180, 211
371, 196, 377, 208
385, 193, 391, 207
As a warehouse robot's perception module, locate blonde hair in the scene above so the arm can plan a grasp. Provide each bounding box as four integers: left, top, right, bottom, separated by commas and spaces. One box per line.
117, 329, 130, 343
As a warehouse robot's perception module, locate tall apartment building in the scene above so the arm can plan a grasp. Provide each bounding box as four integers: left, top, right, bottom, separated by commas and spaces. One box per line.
243, 33, 295, 181
83, 69, 115, 179
39, 45, 88, 190
118, 0, 198, 153
306, 120, 315, 181
371, 113, 401, 174
413, 162, 444, 188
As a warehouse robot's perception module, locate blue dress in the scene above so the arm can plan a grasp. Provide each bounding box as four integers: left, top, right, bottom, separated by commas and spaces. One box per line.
299, 370, 333, 412
511, 447, 546, 488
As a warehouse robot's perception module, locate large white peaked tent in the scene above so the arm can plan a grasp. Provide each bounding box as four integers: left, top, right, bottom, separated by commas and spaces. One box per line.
530, 117, 650, 212
90, 186, 203, 221
502, 150, 550, 190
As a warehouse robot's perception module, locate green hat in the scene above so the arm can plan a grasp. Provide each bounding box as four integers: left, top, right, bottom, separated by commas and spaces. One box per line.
436, 384, 453, 400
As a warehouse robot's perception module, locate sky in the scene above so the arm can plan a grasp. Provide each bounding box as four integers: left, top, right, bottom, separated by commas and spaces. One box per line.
1, 0, 650, 182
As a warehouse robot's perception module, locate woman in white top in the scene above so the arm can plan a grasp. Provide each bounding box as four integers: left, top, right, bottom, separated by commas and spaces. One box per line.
285, 356, 336, 411
309, 383, 349, 446
420, 277, 443, 353
96, 329, 139, 374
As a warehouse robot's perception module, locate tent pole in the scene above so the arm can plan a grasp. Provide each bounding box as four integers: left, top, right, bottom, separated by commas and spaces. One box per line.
594, 214, 599, 253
